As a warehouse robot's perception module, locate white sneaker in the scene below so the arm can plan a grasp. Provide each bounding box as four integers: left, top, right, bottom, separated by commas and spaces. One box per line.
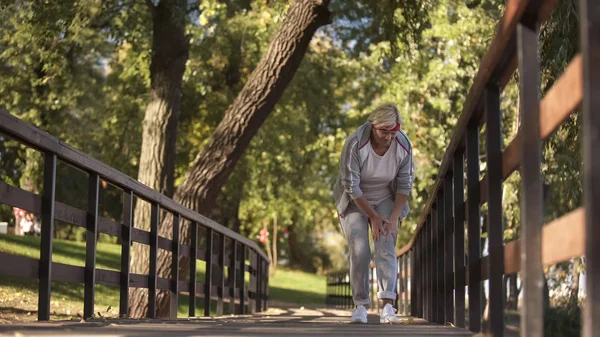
380, 303, 401, 324
350, 305, 368, 324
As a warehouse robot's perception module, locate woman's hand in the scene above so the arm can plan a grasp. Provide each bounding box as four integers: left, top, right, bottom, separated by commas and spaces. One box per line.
369, 214, 390, 242
383, 216, 400, 242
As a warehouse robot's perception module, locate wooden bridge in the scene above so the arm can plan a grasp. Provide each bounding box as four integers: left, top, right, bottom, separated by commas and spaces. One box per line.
0, 0, 599, 336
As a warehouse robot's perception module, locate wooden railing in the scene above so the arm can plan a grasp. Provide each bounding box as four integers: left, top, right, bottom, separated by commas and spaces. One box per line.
0, 109, 270, 320
327, 0, 599, 336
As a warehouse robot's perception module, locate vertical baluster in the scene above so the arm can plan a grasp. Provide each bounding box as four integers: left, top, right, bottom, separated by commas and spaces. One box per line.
466, 120, 482, 332
249, 251, 256, 314
580, 4, 600, 336
120, 190, 133, 317
394, 256, 404, 312
454, 149, 466, 328
204, 228, 214, 317
38, 153, 56, 321
217, 234, 225, 316
419, 232, 424, 318
437, 192, 445, 324
369, 268, 377, 309
230, 241, 237, 315
431, 208, 437, 322
411, 246, 417, 317
517, 18, 544, 337
239, 245, 246, 314
84, 173, 99, 319
444, 173, 454, 325
255, 255, 262, 312
343, 271, 347, 309
424, 215, 429, 320
148, 202, 159, 318
264, 259, 269, 311
348, 271, 352, 309
416, 235, 422, 317
404, 254, 409, 315
428, 213, 433, 321
486, 82, 504, 335
189, 222, 198, 317
347, 271, 351, 309
170, 214, 180, 318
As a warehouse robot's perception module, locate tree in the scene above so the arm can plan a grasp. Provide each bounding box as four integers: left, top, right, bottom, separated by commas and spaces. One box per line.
129, 0, 333, 317
128, 0, 192, 318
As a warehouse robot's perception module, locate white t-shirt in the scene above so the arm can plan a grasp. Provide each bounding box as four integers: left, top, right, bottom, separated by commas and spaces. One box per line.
360, 140, 400, 204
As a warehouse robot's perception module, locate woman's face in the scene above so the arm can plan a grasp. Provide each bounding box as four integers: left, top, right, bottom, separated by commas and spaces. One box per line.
372, 126, 397, 146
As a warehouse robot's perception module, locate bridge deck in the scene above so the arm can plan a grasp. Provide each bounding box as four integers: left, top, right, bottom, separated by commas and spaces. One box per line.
0, 306, 474, 337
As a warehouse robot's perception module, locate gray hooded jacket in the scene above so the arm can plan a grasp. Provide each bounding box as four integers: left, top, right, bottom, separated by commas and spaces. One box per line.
333, 122, 415, 218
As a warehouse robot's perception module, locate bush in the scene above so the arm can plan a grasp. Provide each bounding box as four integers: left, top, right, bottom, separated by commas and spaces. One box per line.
544, 296, 581, 337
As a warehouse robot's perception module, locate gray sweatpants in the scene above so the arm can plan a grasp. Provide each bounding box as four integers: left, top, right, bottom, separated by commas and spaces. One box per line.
339, 197, 399, 306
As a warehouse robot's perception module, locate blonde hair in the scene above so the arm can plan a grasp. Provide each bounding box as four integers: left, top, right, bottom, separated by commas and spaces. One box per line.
367, 104, 404, 128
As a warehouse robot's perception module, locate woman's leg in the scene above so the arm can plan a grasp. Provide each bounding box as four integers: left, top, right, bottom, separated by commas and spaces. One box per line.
373, 197, 399, 304
339, 205, 372, 306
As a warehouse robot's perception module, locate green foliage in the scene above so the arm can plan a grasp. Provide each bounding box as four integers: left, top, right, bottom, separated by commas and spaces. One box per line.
545, 297, 582, 337
364, 0, 504, 247
0, 0, 585, 285
540, 0, 582, 222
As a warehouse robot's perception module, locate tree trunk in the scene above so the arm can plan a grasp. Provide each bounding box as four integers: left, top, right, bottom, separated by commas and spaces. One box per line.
128, 0, 189, 319
151, 0, 331, 316
263, 219, 273, 266
271, 212, 277, 277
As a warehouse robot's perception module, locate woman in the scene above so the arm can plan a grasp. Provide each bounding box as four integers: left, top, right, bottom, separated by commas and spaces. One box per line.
333, 104, 414, 324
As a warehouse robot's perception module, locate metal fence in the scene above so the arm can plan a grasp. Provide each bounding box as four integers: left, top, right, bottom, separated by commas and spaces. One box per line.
0, 109, 269, 320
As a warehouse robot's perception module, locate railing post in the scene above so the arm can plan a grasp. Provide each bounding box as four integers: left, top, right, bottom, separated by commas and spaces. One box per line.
396, 256, 401, 311
230, 241, 238, 315
410, 251, 414, 315
84, 173, 99, 319
189, 222, 198, 317
255, 254, 262, 313
205, 228, 214, 317
264, 259, 269, 311
444, 173, 454, 325
217, 234, 225, 316
417, 234, 423, 317
148, 202, 159, 318
347, 271, 351, 309
466, 119, 482, 332
239, 245, 246, 314
579, 1, 600, 335
120, 190, 133, 317
486, 81, 504, 335
437, 192, 445, 324
38, 152, 56, 321
427, 213, 433, 321
431, 208, 437, 322
420, 232, 424, 318
371, 266, 375, 311
248, 250, 256, 314
170, 214, 180, 318
399, 255, 403, 314
404, 254, 409, 315
453, 149, 466, 328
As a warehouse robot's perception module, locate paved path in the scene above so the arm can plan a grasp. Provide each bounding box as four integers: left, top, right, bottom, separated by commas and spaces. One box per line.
0, 306, 474, 336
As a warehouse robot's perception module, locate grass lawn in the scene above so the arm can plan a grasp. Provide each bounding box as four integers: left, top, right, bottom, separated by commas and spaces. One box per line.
0, 234, 326, 322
